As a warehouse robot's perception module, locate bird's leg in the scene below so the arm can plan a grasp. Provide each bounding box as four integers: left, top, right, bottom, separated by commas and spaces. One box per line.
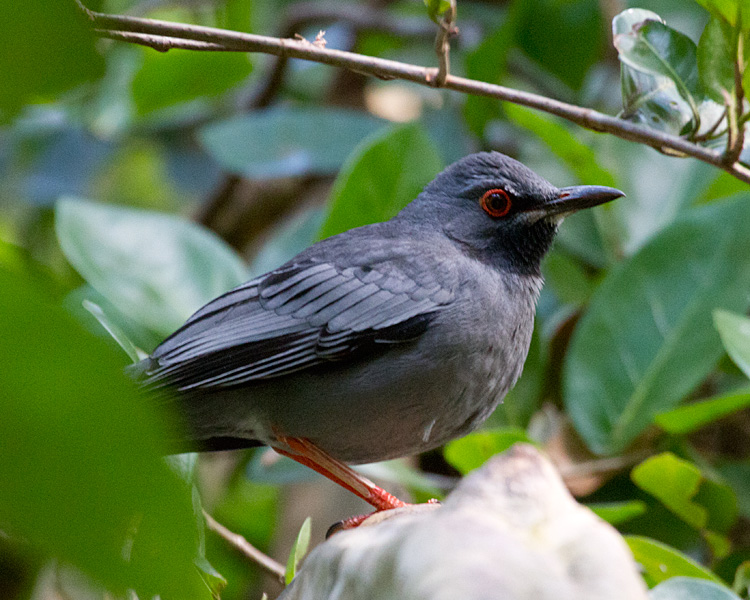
273, 435, 406, 511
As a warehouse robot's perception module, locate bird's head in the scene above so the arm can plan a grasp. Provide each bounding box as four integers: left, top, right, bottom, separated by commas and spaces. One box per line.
400, 152, 624, 275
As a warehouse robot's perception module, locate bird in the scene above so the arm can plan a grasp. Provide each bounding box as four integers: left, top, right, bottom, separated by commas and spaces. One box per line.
132, 151, 624, 513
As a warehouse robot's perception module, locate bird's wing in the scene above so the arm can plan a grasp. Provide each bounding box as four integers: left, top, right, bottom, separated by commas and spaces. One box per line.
143, 257, 455, 391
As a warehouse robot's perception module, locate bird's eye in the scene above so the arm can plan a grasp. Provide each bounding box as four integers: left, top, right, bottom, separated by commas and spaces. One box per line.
480, 188, 512, 218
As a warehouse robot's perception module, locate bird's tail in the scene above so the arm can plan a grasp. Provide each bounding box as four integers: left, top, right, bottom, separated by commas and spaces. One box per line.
124, 358, 264, 454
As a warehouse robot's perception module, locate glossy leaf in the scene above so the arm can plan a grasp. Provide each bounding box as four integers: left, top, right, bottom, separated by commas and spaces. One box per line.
654, 388, 750, 434
698, 17, 739, 102
132, 49, 252, 116
0, 0, 105, 118
463, 13, 518, 137
564, 197, 750, 455
199, 107, 385, 179
516, 0, 604, 90
588, 500, 648, 525
285, 517, 312, 585
613, 10, 699, 135
716, 461, 750, 519
650, 576, 741, 599
444, 429, 532, 475
632, 453, 737, 533
542, 251, 596, 307
693, 0, 745, 27
714, 309, 750, 378
0, 269, 203, 598
318, 123, 442, 239
83, 299, 142, 362
423, 0, 452, 23
632, 453, 707, 528
613, 12, 702, 102
626, 536, 723, 586
620, 65, 695, 135
56, 198, 249, 338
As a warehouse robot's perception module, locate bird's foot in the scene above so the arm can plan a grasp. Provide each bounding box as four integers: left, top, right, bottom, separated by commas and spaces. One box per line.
326, 499, 442, 537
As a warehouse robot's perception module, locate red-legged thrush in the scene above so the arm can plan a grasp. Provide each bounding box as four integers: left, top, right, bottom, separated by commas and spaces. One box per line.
133, 152, 624, 511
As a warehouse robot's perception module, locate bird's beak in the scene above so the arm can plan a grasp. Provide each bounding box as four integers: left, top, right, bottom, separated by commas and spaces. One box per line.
543, 185, 625, 218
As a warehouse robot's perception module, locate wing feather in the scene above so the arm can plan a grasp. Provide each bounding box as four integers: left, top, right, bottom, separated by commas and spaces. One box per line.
143, 256, 456, 390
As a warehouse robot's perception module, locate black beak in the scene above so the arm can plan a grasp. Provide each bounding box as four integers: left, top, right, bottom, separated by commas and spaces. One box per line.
544, 185, 625, 217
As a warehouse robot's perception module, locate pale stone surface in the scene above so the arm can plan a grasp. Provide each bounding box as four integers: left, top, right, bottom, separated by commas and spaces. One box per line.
280, 444, 648, 600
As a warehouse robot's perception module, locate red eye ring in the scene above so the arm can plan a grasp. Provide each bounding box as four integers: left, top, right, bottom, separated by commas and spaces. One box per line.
480, 188, 512, 218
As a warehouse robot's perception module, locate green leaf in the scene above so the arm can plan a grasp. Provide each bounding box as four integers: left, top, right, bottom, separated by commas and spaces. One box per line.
195, 554, 227, 599
516, 0, 604, 90
317, 123, 443, 240
693, 0, 746, 28
542, 251, 596, 307
716, 461, 750, 519
619, 56, 695, 135
55, 198, 249, 338
650, 576, 742, 599
0, 0, 105, 118
132, 48, 252, 116
192, 487, 227, 598
588, 500, 648, 525
444, 429, 532, 475
0, 269, 204, 598
632, 453, 738, 533
285, 517, 312, 585
698, 17, 739, 102
564, 197, 750, 455
714, 309, 750, 378
65, 285, 163, 354
463, 17, 518, 137
83, 299, 143, 362
632, 453, 707, 528
613, 12, 703, 102
654, 387, 750, 434
626, 536, 723, 586
423, 0, 452, 23
199, 107, 385, 179
503, 104, 618, 188
613, 10, 700, 135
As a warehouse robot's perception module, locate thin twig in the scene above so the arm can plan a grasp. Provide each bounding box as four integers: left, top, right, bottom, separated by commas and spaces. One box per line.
429, 1, 457, 88
82, 8, 750, 184
556, 450, 651, 480
249, 2, 434, 108
203, 511, 286, 584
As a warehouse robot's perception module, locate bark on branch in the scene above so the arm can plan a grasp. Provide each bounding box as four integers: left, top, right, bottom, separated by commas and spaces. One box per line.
82, 6, 750, 185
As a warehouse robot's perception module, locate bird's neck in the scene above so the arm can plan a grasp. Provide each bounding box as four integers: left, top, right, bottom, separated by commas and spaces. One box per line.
495, 219, 559, 276
440, 219, 559, 278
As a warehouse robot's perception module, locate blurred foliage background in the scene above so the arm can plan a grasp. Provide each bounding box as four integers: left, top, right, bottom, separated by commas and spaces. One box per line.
2, 0, 750, 598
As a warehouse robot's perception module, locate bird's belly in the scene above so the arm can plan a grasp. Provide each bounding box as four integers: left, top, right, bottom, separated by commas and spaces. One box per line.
253, 336, 522, 464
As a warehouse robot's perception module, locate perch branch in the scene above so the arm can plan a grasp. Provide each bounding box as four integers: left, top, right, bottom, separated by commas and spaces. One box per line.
203, 511, 286, 584
82, 7, 750, 184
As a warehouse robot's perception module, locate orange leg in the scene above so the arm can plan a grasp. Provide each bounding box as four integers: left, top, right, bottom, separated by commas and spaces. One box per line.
273, 435, 406, 512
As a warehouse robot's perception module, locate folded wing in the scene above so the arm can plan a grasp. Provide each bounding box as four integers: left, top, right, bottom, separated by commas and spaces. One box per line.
142, 258, 455, 391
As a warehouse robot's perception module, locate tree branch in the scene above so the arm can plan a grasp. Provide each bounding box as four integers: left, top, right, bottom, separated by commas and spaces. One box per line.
203, 511, 286, 584
83, 7, 750, 184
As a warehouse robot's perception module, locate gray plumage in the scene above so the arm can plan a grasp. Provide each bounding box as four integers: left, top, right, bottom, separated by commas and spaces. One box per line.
134, 152, 623, 464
